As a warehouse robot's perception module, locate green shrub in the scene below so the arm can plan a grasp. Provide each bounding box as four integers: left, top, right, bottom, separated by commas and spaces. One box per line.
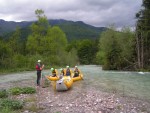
9, 87, 22, 95
9, 87, 36, 95
21, 87, 36, 94
0, 89, 8, 98
0, 99, 23, 110
0, 107, 16, 113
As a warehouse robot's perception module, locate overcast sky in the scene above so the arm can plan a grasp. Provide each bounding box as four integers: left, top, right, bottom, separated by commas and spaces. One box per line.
0, 0, 142, 28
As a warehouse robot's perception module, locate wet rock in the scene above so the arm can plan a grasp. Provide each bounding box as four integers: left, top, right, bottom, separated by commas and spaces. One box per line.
75, 104, 78, 107
94, 102, 97, 105
58, 104, 62, 107
48, 100, 52, 103
96, 99, 101, 102
116, 98, 119, 103
55, 96, 58, 99
69, 104, 73, 107
50, 105, 53, 107
107, 105, 114, 110
66, 106, 69, 109
111, 101, 114, 103
23, 110, 29, 113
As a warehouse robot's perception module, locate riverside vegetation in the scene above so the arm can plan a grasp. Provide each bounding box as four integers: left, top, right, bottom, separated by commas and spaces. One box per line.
0, 87, 36, 113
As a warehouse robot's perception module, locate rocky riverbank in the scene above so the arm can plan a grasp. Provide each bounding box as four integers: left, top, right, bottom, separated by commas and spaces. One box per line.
1, 79, 150, 113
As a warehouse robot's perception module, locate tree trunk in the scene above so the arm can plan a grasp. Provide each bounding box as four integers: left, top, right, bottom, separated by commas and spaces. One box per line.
141, 32, 144, 68
136, 31, 141, 68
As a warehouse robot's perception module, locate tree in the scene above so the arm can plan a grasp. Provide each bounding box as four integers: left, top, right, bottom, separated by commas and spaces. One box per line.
98, 27, 121, 70
46, 26, 68, 55
136, 0, 150, 69
78, 39, 95, 64
118, 27, 136, 69
8, 27, 22, 54
26, 9, 50, 54
96, 26, 135, 70
26, 9, 70, 66
0, 39, 11, 68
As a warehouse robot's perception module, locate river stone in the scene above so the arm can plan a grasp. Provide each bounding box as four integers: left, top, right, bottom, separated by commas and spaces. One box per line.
23, 110, 29, 113
66, 106, 69, 109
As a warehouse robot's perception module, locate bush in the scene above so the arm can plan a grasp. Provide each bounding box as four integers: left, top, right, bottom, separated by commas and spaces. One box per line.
21, 87, 36, 94
0, 89, 8, 98
9, 87, 22, 95
0, 107, 16, 113
9, 87, 36, 95
0, 99, 23, 110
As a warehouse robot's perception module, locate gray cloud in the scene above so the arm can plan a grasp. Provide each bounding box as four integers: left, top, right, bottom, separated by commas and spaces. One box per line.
0, 0, 142, 27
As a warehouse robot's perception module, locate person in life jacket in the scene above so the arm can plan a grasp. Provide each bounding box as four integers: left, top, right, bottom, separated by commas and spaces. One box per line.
73, 66, 80, 77
60, 68, 65, 76
51, 68, 57, 77
65, 66, 72, 76
35, 60, 44, 86
59, 68, 65, 79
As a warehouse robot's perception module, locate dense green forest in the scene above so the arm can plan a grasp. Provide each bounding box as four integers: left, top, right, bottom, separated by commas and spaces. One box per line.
0, 0, 150, 73
135, 0, 150, 69
0, 9, 99, 73
96, 26, 136, 70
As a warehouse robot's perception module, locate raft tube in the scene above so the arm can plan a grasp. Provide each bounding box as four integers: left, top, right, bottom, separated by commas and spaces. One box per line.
72, 74, 83, 82
56, 76, 73, 91
46, 75, 59, 81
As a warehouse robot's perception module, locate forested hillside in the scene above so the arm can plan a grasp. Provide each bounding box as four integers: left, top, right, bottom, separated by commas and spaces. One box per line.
0, 19, 106, 41
0, 9, 100, 73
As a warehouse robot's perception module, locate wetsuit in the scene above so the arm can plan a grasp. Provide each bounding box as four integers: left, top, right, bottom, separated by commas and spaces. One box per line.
74, 68, 80, 77
36, 63, 42, 86
52, 69, 57, 77
66, 68, 71, 76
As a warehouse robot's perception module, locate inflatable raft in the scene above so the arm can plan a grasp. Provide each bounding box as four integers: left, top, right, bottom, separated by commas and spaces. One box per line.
72, 74, 83, 82
56, 76, 73, 91
46, 76, 59, 81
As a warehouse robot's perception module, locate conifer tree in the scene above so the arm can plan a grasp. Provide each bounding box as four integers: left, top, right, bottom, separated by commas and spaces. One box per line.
136, 0, 150, 69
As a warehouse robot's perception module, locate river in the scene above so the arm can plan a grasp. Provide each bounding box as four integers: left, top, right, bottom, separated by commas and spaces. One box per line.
0, 65, 150, 101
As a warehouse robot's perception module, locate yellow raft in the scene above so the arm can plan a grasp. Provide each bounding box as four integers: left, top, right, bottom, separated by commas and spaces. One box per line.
56, 76, 73, 91
46, 76, 59, 81
72, 74, 83, 82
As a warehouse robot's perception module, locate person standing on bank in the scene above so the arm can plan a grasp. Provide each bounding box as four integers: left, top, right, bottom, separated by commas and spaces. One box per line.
35, 60, 44, 87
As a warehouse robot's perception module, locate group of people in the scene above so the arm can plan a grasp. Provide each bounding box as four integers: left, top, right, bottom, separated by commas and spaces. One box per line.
35, 60, 81, 86
50, 65, 80, 77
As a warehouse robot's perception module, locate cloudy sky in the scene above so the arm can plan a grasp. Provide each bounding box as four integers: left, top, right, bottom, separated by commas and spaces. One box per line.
0, 0, 142, 28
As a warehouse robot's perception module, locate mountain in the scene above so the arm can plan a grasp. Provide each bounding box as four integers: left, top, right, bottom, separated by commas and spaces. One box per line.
0, 19, 107, 40
0, 19, 32, 36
